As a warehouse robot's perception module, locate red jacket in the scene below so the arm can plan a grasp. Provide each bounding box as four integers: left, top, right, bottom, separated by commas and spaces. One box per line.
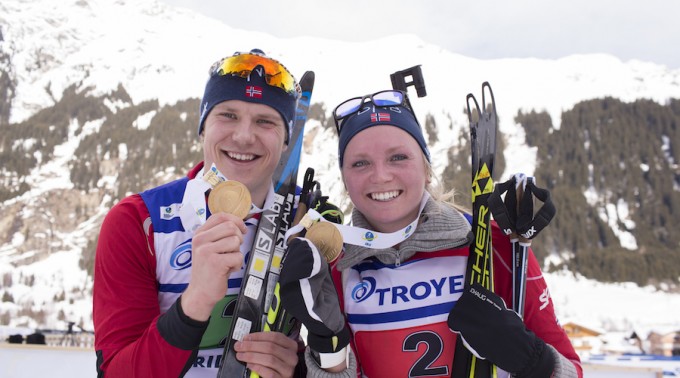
332, 220, 583, 378
94, 163, 305, 377
93, 164, 203, 377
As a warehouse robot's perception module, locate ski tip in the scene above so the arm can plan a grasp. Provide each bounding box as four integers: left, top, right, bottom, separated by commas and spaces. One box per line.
481, 82, 498, 118
466, 93, 481, 123
301, 71, 315, 82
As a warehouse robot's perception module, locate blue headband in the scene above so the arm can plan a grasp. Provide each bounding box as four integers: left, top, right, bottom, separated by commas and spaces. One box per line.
337, 104, 430, 166
197, 54, 297, 144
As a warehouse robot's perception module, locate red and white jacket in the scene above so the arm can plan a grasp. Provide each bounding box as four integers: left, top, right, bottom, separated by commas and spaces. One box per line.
330, 203, 582, 378
93, 163, 303, 378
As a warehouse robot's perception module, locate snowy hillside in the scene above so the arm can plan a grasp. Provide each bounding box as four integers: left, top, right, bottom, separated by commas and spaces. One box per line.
0, 0, 679, 337
4, 0, 680, 158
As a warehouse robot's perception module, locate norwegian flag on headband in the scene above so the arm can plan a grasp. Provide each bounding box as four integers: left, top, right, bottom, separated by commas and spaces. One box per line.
245, 85, 263, 98
371, 112, 391, 122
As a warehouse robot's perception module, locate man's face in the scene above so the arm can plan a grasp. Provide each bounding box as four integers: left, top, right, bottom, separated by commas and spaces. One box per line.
202, 100, 287, 206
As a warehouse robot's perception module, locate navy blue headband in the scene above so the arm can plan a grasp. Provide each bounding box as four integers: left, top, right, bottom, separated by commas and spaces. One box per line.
197, 52, 298, 144
337, 104, 430, 166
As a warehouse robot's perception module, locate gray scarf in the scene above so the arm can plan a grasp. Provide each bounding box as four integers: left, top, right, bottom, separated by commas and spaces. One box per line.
337, 198, 472, 270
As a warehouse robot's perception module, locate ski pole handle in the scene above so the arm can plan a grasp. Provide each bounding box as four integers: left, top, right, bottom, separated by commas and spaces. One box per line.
257, 171, 317, 377
489, 173, 557, 317
513, 174, 530, 317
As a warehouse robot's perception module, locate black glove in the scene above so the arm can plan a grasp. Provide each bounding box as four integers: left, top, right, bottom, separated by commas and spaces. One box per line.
447, 284, 555, 378
279, 238, 350, 361
309, 195, 344, 225
299, 169, 344, 226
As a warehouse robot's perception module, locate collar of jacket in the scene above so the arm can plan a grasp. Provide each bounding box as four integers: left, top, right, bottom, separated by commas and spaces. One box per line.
337, 197, 472, 270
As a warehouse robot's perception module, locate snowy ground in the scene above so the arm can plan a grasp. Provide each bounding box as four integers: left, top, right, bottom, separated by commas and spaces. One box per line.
545, 271, 680, 334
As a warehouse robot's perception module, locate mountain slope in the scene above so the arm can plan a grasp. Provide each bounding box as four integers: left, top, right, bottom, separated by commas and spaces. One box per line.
1, 0, 679, 333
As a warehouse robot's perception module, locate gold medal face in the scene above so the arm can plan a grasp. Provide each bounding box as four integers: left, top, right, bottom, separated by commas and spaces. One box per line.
208, 181, 252, 219
306, 222, 343, 263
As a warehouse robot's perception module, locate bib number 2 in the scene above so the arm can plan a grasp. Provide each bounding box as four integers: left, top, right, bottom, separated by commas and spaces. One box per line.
403, 331, 449, 377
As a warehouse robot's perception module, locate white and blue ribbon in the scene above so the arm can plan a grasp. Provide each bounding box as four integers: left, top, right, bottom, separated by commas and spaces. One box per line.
285, 192, 430, 249
178, 163, 270, 232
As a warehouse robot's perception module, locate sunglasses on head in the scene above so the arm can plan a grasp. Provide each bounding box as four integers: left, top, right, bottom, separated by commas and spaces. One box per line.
209, 51, 300, 96
332, 90, 414, 134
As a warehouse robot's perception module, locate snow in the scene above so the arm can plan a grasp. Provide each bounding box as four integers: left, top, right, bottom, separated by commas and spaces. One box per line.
545, 271, 680, 332
0, 345, 94, 378
132, 110, 157, 131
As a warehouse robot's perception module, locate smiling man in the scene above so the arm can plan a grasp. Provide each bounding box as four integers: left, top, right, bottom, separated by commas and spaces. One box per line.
93, 49, 307, 378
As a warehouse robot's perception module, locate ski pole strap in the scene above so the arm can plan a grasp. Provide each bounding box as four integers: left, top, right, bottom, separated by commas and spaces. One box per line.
519, 179, 555, 239
488, 177, 518, 237
290, 167, 316, 234
300, 168, 316, 206
488, 175, 556, 240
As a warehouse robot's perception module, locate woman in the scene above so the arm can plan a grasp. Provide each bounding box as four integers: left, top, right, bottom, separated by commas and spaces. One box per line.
280, 90, 582, 378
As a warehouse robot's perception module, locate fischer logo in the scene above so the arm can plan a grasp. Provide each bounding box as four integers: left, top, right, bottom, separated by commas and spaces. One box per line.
351, 274, 464, 305
170, 239, 192, 270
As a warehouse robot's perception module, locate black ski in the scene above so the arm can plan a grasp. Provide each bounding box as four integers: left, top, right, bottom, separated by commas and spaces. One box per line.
452, 82, 499, 378
217, 71, 315, 378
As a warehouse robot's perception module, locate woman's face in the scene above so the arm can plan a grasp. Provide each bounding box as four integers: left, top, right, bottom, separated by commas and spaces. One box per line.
341, 125, 428, 233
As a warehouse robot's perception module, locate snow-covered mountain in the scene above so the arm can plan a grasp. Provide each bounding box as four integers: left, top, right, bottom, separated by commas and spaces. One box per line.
1, 0, 679, 338
4, 0, 680, 209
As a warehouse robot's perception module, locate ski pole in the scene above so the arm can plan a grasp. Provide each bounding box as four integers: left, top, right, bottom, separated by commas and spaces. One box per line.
513, 174, 530, 317
261, 168, 317, 338
488, 174, 556, 317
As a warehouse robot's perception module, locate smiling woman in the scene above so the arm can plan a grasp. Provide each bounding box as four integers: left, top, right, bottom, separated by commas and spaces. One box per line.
277, 87, 584, 378
341, 125, 428, 233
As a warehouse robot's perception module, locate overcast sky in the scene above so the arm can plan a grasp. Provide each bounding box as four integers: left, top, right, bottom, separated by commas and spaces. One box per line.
162, 0, 680, 70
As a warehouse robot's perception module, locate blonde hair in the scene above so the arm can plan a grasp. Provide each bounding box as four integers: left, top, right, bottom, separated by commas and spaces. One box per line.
425, 156, 470, 214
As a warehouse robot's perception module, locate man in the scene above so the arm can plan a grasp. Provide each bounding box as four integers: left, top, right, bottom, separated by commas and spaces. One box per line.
93, 49, 303, 377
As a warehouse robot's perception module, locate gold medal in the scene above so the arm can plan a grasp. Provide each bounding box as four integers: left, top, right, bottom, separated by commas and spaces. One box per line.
306, 222, 343, 263
208, 181, 252, 219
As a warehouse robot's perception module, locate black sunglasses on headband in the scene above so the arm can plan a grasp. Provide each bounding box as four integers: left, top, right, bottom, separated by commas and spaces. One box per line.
332, 90, 416, 134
